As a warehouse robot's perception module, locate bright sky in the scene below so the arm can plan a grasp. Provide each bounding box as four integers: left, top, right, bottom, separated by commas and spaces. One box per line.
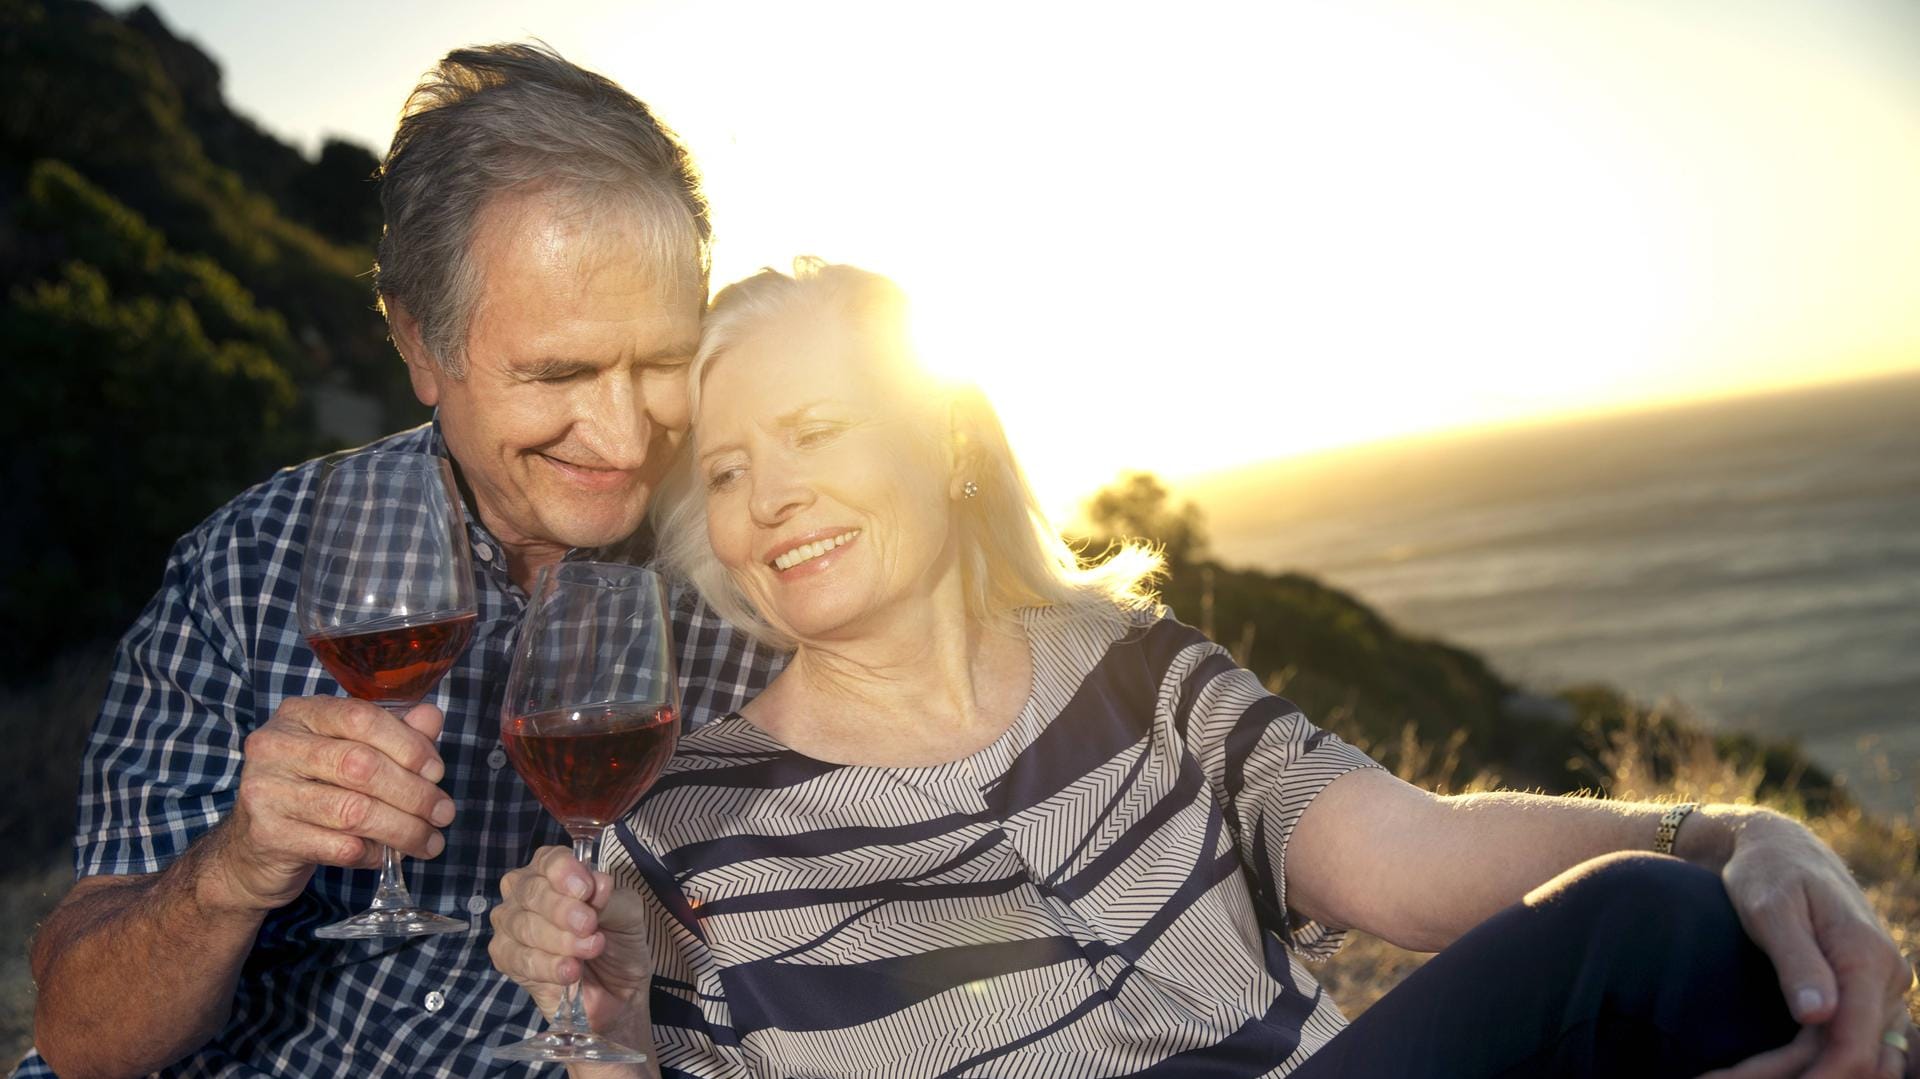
130, 0, 1920, 516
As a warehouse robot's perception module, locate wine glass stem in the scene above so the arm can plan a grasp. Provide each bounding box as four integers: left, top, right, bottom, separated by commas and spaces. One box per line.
368, 703, 424, 911
551, 834, 599, 1034
368, 844, 415, 910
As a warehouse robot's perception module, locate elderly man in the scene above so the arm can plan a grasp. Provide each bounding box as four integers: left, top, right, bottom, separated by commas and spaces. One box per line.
22, 44, 779, 1077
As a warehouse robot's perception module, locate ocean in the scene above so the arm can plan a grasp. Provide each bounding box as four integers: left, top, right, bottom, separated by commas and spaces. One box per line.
1188, 371, 1920, 814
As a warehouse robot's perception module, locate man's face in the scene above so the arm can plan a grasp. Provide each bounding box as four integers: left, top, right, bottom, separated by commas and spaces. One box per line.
401, 192, 702, 569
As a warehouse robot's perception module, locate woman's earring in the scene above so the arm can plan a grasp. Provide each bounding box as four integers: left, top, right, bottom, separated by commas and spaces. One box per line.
962, 480, 980, 499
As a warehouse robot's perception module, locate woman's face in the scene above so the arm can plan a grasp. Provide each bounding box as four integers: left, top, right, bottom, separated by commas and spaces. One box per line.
695, 311, 958, 644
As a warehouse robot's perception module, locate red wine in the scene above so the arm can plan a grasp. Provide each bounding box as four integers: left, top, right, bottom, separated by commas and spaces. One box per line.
503, 705, 678, 836
307, 612, 478, 706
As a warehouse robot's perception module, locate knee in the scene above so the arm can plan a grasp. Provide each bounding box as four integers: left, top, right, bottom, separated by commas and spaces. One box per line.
1525, 852, 1738, 948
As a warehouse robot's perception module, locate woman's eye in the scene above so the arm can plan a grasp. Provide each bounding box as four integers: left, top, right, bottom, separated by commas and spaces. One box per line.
707, 466, 744, 492
796, 425, 841, 448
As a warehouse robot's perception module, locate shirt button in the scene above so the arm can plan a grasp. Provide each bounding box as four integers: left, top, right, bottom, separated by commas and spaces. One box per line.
424, 990, 446, 1013
487, 747, 507, 770
474, 541, 495, 563
467, 894, 490, 915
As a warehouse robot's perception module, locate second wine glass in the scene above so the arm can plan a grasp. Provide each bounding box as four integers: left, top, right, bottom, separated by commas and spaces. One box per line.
494, 561, 682, 1064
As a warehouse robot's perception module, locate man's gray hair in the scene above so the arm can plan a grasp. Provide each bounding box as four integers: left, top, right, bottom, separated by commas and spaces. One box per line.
374, 42, 710, 376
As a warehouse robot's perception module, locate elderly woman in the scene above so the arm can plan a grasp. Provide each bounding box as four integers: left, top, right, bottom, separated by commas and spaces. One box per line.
490, 263, 1915, 1078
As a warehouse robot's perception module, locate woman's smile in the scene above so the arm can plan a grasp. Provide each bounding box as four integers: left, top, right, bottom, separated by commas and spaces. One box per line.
766, 528, 862, 575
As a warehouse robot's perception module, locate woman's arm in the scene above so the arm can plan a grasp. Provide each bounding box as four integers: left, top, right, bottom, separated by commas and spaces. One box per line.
1283, 770, 1729, 950
1286, 768, 1914, 1077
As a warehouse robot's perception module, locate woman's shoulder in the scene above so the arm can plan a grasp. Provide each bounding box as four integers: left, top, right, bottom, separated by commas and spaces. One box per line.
1021, 604, 1210, 661
1018, 604, 1221, 706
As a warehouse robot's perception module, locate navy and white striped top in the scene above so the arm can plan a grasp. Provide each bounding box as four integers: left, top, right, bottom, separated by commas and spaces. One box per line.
609, 607, 1382, 1078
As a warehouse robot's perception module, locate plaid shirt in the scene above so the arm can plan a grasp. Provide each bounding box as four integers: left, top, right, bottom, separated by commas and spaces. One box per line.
14, 422, 783, 1078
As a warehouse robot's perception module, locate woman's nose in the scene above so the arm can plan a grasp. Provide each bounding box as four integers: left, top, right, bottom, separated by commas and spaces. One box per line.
749, 460, 813, 525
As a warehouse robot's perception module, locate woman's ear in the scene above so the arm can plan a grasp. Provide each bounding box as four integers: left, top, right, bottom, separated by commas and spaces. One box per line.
947, 395, 981, 501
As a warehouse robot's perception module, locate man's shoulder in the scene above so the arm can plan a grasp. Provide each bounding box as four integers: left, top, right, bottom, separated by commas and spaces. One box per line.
184, 424, 437, 562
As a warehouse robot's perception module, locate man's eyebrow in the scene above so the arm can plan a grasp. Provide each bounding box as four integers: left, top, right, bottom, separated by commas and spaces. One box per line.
637, 341, 698, 365
510, 358, 594, 379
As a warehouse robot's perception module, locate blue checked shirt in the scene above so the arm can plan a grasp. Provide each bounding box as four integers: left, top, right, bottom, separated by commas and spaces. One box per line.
14, 422, 784, 1078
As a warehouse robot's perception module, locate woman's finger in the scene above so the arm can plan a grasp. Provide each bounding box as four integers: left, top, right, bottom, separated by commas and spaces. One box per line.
494, 876, 603, 956
486, 922, 579, 990
1694, 1025, 1819, 1079
489, 906, 597, 982
533, 845, 596, 901
1802, 919, 1906, 1079
1730, 881, 1838, 1024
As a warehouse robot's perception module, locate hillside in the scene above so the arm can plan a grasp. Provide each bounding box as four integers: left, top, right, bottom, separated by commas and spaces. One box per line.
1, 0, 423, 682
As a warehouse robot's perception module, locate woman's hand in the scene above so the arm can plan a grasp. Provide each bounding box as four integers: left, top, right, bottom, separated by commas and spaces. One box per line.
1715, 811, 1915, 1079
489, 845, 655, 1034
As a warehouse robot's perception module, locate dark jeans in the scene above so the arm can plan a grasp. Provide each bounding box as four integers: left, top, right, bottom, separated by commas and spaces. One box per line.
1292, 852, 1801, 1078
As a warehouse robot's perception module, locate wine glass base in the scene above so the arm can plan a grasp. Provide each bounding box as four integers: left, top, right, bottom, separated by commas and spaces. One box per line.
491, 1030, 650, 1064
315, 907, 469, 939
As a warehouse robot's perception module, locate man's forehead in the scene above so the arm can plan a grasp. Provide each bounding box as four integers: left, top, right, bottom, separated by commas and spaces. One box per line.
472, 188, 705, 304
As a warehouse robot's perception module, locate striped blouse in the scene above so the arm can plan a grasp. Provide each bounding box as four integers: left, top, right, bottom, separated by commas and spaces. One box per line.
607, 608, 1382, 1078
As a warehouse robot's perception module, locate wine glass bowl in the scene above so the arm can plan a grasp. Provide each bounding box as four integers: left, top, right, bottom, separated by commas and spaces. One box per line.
502, 702, 679, 840
492, 561, 680, 1065
297, 452, 477, 939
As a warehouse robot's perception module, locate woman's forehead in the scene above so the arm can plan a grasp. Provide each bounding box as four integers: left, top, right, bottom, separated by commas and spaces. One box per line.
701, 319, 888, 409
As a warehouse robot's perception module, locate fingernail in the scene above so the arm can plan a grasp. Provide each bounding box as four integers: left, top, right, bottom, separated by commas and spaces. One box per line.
427, 833, 446, 857
567, 875, 589, 899
569, 909, 592, 933
424, 758, 445, 783
431, 799, 455, 827
579, 932, 602, 954
1793, 987, 1823, 1016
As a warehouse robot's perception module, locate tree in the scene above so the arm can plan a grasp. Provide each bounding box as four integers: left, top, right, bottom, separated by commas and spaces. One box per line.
1078, 471, 1209, 570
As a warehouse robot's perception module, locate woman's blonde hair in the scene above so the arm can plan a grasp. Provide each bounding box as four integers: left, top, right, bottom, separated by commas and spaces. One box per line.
652, 259, 1161, 651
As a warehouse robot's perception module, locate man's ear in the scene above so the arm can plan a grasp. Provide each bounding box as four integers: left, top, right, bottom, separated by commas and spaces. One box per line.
387, 301, 444, 407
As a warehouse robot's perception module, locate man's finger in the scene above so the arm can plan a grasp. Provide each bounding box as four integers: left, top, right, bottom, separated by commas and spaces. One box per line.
295, 737, 453, 829
1733, 882, 1838, 1024
398, 702, 447, 748
301, 698, 444, 781
280, 781, 445, 860
1694, 1025, 1819, 1079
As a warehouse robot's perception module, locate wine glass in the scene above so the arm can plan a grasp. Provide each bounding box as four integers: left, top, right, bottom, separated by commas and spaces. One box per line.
298, 451, 477, 939
493, 561, 681, 1065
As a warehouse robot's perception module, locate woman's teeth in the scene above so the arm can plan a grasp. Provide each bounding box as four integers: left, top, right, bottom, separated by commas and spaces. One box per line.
772, 530, 860, 571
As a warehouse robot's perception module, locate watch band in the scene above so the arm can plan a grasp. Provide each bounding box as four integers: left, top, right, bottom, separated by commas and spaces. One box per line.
1654, 802, 1699, 856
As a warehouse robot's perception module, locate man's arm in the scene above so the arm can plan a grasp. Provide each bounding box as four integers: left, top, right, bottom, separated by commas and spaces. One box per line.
31, 826, 268, 1077
31, 697, 453, 1078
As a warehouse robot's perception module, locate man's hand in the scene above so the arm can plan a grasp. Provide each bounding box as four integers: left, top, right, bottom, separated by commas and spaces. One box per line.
1717, 811, 1916, 1079
209, 696, 455, 912
490, 846, 654, 1033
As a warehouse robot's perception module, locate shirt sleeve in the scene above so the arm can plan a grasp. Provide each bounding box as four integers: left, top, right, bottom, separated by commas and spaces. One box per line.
76, 520, 256, 878
605, 822, 754, 1079
1153, 620, 1383, 960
